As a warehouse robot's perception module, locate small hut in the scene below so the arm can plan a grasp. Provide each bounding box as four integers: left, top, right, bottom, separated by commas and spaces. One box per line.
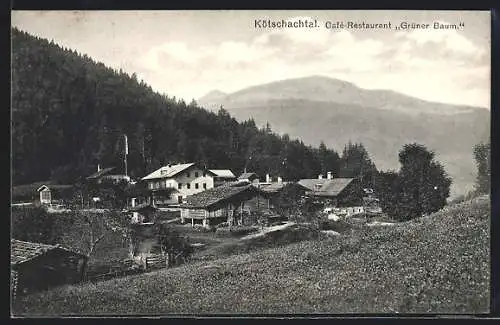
11, 239, 87, 298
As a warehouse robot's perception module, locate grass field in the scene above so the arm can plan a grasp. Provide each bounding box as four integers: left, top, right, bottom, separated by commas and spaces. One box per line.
13, 195, 490, 315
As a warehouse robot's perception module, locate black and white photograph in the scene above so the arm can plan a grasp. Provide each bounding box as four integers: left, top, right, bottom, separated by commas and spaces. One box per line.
10, 10, 491, 316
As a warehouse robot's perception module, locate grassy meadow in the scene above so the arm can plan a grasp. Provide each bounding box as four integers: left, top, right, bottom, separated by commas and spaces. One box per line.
12, 195, 490, 315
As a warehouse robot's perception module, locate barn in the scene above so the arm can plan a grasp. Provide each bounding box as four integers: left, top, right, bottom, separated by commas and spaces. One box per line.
180, 181, 268, 228
11, 239, 87, 299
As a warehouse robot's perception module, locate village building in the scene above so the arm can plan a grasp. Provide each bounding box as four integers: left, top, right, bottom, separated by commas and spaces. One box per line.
259, 180, 308, 203
180, 181, 269, 228
86, 165, 131, 184
11, 239, 87, 298
141, 163, 218, 207
210, 169, 237, 187
237, 172, 260, 184
298, 172, 363, 208
129, 203, 159, 224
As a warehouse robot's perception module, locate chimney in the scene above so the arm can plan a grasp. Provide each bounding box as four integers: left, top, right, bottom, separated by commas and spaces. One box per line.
266, 174, 271, 183
318, 174, 323, 180
277, 176, 282, 183
97, 164, 101, 172
327, 171, 333, 180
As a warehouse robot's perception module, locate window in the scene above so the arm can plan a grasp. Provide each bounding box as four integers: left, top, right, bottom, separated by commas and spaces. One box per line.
195, 172, 199, 177
187, 183, 191, 189
41, 191, 50, 201
203, 183, 207, 189
186, 172, 190, 178
149, 183, 153, 189
203, 172, 206, 177
195, 183, 199, 189
178, 196, 183, 203
178, 183, 182, 189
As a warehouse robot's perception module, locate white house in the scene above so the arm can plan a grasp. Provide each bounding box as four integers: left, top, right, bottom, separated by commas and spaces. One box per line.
36, 185, 52, 205
141, 163, 217, 206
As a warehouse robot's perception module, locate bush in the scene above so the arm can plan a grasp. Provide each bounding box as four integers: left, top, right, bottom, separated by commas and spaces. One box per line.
11, 206, 74, 244
191, 224, 214, 233
319, 219, 352, 233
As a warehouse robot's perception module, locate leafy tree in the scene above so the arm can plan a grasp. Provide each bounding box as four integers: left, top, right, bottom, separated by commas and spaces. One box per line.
393, 143, 451, 220
273, 183, 306, 220
153, 223, 193, 266
374, 171, 402, 219
473, 142, 490, 194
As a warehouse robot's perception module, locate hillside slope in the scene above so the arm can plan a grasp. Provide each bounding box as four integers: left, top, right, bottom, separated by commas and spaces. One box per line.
14, 196, 490, 315
198, 77, 490, 198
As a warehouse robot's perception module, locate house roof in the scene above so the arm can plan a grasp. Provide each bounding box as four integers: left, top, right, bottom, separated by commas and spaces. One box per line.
259, 182, 308, 194
298, 178, 355, 197
142, 163, 216, 181
37, 185, 50, 192
209, 169, 236, 178
86, 167, 115, 180
181, 181, 258, 209
11, 239, 86, 266
238, 172, 258, 180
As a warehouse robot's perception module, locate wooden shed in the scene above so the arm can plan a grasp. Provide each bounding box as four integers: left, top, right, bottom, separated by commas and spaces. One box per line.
11, 239, 87, 298
180, 181, 268, 227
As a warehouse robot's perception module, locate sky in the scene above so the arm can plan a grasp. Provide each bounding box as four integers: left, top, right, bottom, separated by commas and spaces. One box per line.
11, 10, 491, 108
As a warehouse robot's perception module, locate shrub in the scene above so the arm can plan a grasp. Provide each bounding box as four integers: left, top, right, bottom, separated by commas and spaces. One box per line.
191, 224, 214, 233
11, 206, 74, 244
319, 219, 352, 233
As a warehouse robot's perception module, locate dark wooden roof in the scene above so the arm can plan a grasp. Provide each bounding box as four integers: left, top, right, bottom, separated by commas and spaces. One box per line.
238, 172, 259, 180
298, 178, 355, 197
11, 239, 86, 266
181, 181, 259, 209
86, 167, 115, 180
259, 182, 308, 194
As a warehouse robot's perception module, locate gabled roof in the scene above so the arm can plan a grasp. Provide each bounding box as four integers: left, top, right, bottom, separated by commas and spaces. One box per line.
37, 185, 50, 192
142, 163, 216, 181
298, 178, 355, 197
86, 167, 115, 180
181, 181, 259, 209
259, 182, 308, 194
238, 172, 259, 180
210, 169, 236, 178
11, 239, 86, 266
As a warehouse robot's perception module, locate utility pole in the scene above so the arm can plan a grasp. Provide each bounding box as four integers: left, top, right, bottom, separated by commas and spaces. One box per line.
124, 134, 128, 177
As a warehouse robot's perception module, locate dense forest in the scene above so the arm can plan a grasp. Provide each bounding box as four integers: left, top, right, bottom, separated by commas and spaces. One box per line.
11, 28, 378, 186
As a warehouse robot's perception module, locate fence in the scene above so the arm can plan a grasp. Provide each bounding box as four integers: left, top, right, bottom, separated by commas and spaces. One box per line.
145, 254, 168, 270
86, 259, 144, 283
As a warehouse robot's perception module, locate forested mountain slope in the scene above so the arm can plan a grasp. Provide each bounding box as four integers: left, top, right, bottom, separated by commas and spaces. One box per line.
11, 28, 346, 185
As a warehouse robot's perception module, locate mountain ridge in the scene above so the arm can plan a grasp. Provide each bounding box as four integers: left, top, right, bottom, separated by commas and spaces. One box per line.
198, 75, 487, 115
197, 76, 490, 198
